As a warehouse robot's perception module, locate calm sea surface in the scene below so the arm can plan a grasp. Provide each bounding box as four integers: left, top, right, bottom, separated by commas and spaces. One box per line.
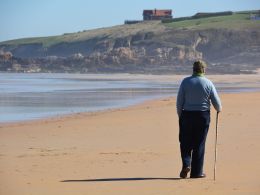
0, 73, 178, 123
0, 73, 259, 123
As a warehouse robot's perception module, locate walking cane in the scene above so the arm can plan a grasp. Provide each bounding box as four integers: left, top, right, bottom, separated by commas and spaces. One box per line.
214, 112, 219, 181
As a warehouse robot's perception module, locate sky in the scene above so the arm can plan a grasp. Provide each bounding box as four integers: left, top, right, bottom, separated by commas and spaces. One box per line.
0, 0, 260, 42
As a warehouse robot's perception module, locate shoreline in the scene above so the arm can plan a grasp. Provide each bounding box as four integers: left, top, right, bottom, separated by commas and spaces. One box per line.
0, 95, 174, 127
0, 89, 259, 127
1, 88, 260, 127
0, 89, 256, 128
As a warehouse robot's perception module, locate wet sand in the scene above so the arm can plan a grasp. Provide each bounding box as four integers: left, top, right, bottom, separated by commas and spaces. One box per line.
0, 84, 260, 194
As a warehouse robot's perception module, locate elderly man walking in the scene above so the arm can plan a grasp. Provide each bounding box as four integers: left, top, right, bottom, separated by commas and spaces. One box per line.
176, 60, 222, 179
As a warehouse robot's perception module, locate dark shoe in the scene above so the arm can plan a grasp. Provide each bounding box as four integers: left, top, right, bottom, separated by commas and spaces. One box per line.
179, 167, 191, 178
190, 173, 206, 178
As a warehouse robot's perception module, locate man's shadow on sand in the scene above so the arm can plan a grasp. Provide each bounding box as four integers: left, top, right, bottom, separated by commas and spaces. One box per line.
61, 177, 181, 182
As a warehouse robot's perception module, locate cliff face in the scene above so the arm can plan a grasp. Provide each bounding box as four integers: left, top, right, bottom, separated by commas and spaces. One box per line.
1, 16, 260, 74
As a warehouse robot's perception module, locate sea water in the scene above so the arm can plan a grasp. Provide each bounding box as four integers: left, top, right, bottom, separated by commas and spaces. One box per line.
0, 73, 259, 123
0, 73, 179, 123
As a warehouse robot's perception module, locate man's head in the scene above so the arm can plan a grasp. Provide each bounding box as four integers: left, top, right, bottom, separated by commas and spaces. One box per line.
193, 60, 207, 74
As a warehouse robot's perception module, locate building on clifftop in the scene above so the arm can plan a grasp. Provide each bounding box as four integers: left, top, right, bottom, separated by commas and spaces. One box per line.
143, 9, 173, 20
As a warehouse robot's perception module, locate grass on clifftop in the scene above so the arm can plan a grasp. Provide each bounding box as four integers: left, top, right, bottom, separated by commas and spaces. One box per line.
164, 12, 260, 30
0, 21, 164, 47
1, 11, 260, 47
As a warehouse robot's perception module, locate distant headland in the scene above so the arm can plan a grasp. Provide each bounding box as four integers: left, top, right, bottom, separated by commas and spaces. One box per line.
0, 10, 260, 74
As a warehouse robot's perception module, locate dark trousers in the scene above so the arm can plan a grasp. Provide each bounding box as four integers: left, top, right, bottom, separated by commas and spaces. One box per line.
179, 110, 210, 176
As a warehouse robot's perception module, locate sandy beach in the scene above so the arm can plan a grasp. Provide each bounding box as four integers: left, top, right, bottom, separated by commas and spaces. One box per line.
0, 89, 260, 194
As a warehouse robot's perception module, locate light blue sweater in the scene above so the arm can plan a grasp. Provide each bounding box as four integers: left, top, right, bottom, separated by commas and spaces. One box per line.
176, 75, 222, 117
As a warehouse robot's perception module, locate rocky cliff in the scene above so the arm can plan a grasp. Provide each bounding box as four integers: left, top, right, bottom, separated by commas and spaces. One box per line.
1, 11, 260, 74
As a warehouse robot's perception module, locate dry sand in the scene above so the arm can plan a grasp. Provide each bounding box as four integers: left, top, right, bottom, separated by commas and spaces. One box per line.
0, 90, 260, 194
